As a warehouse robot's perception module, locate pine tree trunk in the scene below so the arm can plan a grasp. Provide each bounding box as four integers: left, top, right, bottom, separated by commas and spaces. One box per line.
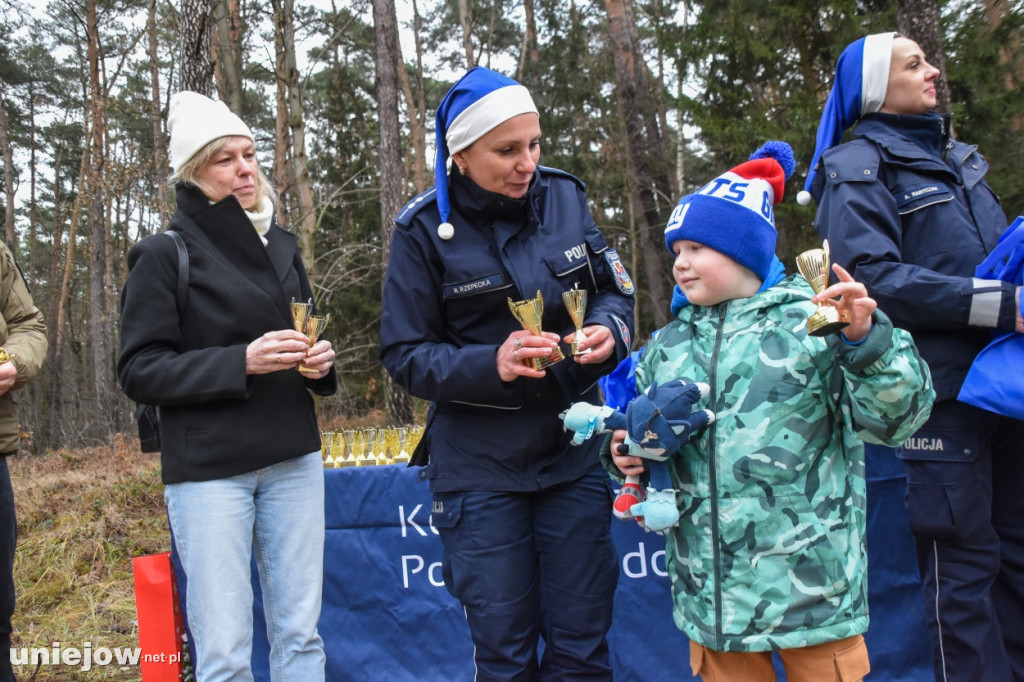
272, 0, 292, 225
397, 0, 428, 193
148, 0, 170, 226
87, 0, 115, 438
458, 0, 475, 69
272, 0, 317, 268
373, 0, 413, 426
180, 0, 214, 94
48, 126, 90, 450
604, 0, 672, 328
0, 86, 15, 251
521, 0, 539, 76
27, 86, 39, 283
212, 0, 244, 115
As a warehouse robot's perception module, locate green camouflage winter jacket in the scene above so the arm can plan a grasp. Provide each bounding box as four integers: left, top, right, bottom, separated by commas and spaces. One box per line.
631, 275, 933, 652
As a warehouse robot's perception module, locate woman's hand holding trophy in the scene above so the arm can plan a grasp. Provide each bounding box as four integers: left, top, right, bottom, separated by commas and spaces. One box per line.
243, 299, 335, 376
290, 298, 334, 375
500, 283, 618, 382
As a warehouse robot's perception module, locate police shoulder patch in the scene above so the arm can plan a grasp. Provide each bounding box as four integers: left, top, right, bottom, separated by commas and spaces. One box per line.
605, 249, 635, 295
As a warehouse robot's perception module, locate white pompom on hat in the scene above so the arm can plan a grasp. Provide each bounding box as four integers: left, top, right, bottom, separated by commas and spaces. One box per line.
167, 91, 254, 173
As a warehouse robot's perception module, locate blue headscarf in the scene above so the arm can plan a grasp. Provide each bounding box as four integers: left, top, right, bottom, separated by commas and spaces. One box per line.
797, 33, 896, 206
433, 67, 538, 237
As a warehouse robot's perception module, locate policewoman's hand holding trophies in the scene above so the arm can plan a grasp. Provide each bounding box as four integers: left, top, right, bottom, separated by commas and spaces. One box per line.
500, 282, 617, 382
562, 283, 591, 357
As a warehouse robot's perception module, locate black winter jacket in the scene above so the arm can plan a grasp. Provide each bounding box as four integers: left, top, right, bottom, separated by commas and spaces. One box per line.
118, 184, 336, 483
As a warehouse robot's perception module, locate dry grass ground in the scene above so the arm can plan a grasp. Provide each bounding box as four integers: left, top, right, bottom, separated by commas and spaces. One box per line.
9, 436, 168, 681
5, 412, 392, 681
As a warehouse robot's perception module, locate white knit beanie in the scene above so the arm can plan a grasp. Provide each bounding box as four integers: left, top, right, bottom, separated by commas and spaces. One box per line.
167, 91, 254, 173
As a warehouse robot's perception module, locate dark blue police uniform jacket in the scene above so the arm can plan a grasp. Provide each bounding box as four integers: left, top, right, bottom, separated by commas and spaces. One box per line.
812, 113, 1016, 401
380, 166, 636, 492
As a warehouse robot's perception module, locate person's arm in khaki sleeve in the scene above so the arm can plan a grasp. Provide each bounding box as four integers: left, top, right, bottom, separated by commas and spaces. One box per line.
0, 243, 48, 398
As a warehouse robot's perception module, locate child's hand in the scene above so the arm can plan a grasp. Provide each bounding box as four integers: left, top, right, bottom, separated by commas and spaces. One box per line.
811, 263, 877, 343
610, 429, 646, 477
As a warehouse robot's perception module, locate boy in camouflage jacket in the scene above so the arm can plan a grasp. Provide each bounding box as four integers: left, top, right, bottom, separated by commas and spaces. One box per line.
606, 142, 933, 681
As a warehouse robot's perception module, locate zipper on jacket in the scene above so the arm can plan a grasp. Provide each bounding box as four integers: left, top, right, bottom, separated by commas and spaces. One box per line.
709, 305, 726, 651
944, 142, 986, 246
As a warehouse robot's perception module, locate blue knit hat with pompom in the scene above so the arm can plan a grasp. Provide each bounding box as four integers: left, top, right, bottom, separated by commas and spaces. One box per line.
664, 141, 796, 281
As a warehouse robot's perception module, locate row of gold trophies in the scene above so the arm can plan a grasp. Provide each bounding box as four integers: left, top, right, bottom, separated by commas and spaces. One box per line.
320, 426, 424, 467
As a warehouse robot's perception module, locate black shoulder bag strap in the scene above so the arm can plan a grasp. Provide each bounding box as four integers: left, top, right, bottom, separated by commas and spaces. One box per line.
165, 230, 189, 314
135, 231, 189, 453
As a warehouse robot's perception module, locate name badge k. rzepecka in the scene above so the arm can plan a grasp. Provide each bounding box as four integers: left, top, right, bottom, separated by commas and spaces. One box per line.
443, 273, 508, 299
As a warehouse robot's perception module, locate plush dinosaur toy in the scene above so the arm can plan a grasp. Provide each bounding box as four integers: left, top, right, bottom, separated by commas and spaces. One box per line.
561, 380, 715, 533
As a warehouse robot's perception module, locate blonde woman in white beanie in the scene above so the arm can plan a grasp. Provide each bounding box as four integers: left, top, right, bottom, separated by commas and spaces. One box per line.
117, 91, 336, 682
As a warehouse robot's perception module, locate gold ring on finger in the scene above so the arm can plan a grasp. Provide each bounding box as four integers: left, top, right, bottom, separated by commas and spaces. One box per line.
513, 349, 520, 361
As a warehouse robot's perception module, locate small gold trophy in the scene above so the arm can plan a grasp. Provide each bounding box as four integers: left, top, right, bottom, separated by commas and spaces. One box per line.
392, 427, 410, 465
321, 431, 334, 467
299, 314, 330, 373
336, 430, 357, 467
562, 283, 591, 356
357, 429, 377, 466
290, 298, 330, 373
796, 240, 849, 337
508, 290, 565, 370
291, 298, 312, 332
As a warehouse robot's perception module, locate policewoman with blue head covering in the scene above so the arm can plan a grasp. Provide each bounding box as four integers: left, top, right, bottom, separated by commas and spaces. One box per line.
801, 33, 1024, 681
380, 66, 635, 679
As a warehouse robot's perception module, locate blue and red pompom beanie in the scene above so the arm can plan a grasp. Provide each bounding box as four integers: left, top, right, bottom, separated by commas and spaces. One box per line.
663, 141, 796, 281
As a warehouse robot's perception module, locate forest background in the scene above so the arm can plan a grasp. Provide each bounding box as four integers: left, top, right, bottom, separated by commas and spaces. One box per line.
1, 0, 1023, 452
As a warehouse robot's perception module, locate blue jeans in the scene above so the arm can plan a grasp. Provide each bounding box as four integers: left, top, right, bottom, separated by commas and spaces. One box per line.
165, 451, 325, 682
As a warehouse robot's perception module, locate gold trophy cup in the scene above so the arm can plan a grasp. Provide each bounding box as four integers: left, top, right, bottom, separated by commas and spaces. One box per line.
291, 298, 312, 333
291, 298, 330, 373
508, 290, 565, 370
562, 284, 591, 356
795, 240, 849, 337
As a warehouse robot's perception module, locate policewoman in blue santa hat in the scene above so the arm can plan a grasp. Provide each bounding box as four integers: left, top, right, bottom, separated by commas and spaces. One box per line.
801, 33, 1024, 682
380, 67, 635, 679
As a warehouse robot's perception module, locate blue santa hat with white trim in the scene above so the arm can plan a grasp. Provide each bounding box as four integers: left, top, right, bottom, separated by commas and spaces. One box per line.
796, 32, 896, 206
664, 141, 796, 282
433, 67, 538, 239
